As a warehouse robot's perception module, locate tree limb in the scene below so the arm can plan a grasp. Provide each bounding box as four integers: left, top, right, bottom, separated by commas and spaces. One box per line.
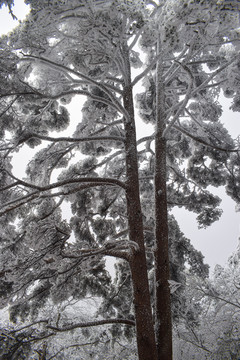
3, 170, 126, 191
21, 133, 125, 145
47, 318, 135, 332
163, 61, 194, 138
20, 54, 130, 120
173, 124, 238, 153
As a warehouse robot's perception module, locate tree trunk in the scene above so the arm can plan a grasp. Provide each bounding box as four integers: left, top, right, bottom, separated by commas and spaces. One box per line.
154, 43, 173, 360
122, 45, 158, 360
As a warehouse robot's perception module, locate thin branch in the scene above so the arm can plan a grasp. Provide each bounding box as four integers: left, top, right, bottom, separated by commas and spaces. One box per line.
47, 341, 100, 360
197, 286, 240, 310
137, 134, 155, 146
163, 46, 190, 83
0, 191, 40, 216
128, 28, 143, 51
179, 334, 211, 354
12, 88, 125, 118
0, 178, 125, 217
0, 96, 19, 117
9, 320, 49, 334
0, 174, 126, 217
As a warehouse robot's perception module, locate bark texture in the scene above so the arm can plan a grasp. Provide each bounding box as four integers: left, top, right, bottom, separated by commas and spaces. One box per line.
154, 45, 173, 360
122, 45, 158, 360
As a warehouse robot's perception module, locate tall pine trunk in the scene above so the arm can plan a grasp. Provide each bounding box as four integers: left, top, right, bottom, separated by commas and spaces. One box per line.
122, 45, 158, 360
154, 42, 173, 360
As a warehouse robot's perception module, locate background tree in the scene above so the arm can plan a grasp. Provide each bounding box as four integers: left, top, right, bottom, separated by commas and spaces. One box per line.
174, 242, 240, 359
0, 1, 240, 359
1, 297, 137, 359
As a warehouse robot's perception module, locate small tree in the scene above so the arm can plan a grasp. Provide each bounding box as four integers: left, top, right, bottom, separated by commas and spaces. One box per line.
0, 1, 240, 359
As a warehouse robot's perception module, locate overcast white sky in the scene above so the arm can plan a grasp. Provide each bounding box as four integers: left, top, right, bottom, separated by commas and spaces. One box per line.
0, 1, 240, 273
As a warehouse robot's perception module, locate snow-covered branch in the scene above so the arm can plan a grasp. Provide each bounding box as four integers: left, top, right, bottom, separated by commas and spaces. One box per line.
191, 54, 239, 97
165, 54, 239, 123
163, 61, 194, 138
20, 54, 130, 120
3, 171, 126, 192
62, 239, 140, 261
173, 124, 239, 153
196, 285, 240, 310
17, 133, 125, 145
47, 318, 135, 332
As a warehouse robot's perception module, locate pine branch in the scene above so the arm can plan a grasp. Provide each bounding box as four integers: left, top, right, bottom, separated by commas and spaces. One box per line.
173, 124, 239, 153
165, 54, 239, 121
3, 170, 126, 191
163, 61, 194, 138
128, 28, 143, 51
179, 334, 211, 354
163, 46, 191, 84
137, 134, 155, 146
20, 54, 130, 120
1, 86, 125, 118
0, 96, 19, 117
47, 318, 135, 332
0, 174, 126, 216
191, 54, 239, 97
131, 53, 162, 87
22, 133, 125, 144
62, 239, 139, 261
0, 191, 40, 216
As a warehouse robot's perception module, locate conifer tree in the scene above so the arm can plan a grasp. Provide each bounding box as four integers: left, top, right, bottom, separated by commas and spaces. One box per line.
0, 1, 239, 359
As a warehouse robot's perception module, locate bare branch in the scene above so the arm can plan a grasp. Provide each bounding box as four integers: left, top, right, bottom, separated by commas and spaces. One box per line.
9, 320, 49, 334
137, 134, 155, 146
47, 341, 100, 360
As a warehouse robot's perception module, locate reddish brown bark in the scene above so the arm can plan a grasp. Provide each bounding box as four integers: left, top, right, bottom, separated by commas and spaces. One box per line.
124, 100, 158, 360
122, 44, 158, 360
154, 46, 173, 360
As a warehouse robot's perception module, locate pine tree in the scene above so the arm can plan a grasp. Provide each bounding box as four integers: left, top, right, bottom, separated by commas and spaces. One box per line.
0, 1, 240, 359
